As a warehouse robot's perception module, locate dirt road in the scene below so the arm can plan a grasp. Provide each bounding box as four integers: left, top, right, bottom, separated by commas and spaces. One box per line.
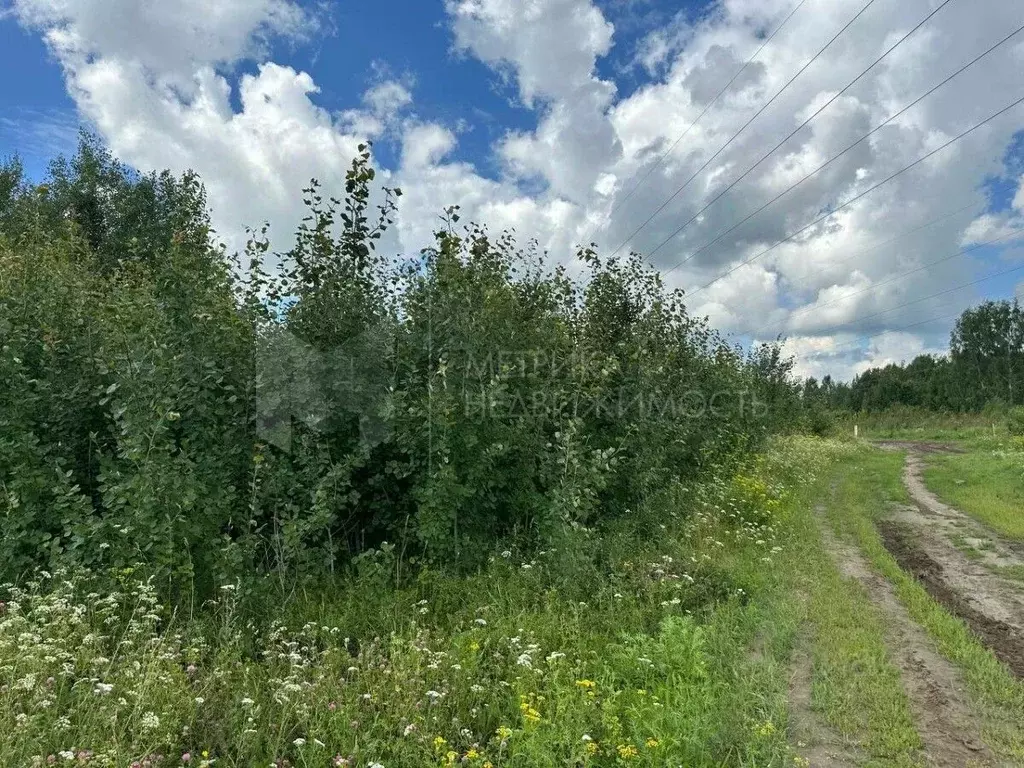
815, 505, 994, 766
877, 441, 1024, 678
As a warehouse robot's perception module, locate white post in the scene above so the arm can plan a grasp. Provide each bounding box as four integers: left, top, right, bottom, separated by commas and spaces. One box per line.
854, 424, 859, 439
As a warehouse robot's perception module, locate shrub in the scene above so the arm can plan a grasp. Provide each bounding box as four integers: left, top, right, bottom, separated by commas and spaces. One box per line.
0, 139, 800, 595
1006, 406, 1024, 436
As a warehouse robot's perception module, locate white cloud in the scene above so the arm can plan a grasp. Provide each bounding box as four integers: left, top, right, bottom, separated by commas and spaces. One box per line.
11, 0, 1024, 382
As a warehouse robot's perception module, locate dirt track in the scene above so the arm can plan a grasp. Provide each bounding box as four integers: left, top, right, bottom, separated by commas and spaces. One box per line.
874, 442, 1024, 678
816, 507, 994, 766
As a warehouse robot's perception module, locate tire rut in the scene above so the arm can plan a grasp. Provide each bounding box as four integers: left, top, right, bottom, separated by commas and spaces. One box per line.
879, 449, 1024, 678
816, 509, 995, 766
788, 641, 862, 767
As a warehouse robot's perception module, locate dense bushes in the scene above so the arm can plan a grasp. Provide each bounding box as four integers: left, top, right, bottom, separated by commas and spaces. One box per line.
0, 138, 797, 596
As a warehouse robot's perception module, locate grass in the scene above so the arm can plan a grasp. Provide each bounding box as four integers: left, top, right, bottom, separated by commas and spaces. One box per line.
7, 436, 1020, 766
921, 446, 1024, 541
0, 439, 839, 768
821, 446, 1024, 761
782, 444, 923, 766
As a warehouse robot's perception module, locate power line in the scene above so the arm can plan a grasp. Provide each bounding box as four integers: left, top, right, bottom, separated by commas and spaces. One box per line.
602, 0, 882, 259
646, 0, 958, 264
752, 226, 1024, 337
584, 0, 809, 243
779, 198, 978, 287
658, 16, 1024, 275
762, 247, 1024, 349
686, 92, 1024, 299
822, 309, 964, 358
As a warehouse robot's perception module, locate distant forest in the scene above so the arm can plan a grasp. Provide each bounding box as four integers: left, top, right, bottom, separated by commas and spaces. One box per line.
804, 299, 1024, 413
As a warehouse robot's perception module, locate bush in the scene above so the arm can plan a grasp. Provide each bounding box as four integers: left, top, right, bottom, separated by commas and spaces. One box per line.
0, 139, 800, 595
1006, 406, 1024, 436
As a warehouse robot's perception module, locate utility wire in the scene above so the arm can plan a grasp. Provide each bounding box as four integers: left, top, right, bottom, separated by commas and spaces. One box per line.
686, 92, 1024, 299
647, 0, 959, 264
602, 0, 882, 259
761, 248, 1024, 349
822, 309, 963, 357
584, 0, 809, 244
752, 226, 1024, 337
779, 199, 978, 287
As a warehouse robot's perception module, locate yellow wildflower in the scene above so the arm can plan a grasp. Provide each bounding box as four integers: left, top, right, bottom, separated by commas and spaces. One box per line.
645, 738, 659, 748
496, 725, 513, 740
616, 744, 638, 759
575, 679, 596, 689
756, 720, 776, 737
433, 736, 447, 752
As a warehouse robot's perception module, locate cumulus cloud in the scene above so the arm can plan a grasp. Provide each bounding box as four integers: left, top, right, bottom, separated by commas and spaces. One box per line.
10, 0, 1024, 380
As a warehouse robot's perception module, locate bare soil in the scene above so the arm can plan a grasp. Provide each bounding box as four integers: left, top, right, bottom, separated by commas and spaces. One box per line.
787, 640, 862, 767
877, 520, 1024, 680
873, 440, 966, 455
876, 448, 1024, 679
816, 514, 995, 765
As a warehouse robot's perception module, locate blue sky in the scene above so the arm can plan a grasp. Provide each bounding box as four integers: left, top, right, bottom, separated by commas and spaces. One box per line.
0, 0, 712, 179
2, 0, 1024, 380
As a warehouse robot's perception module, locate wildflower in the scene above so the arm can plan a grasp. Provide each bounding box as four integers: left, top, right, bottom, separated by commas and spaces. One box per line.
616, 744, 638, 759
93, 682, 114, 696
466, 748, 479, 759
403, 723, 416, 736
433, 736, 448, 752
519, 701, 540, 724
241, 698, 254, 708
474, 618, 487, 626
331, 757, 349, 767
645, 738, 659, 748
181, 754, 191, 764
495, 726, 513, 740
500, 551, 511, 558
756, 720, 776, 737
292, 738, 306, 747
575, 679, 596, 690
516, 653, 532, 668
141, 712, 161, 731
426, 690, 443, 702
585, 742, 598, 756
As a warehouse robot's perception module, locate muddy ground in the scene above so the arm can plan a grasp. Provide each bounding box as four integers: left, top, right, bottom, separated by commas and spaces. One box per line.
873, 442, 1024, 679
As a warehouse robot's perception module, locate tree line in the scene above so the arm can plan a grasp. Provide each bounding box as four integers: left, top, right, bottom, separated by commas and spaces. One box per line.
802, 299, 1024, 413
0, 136, 801, 598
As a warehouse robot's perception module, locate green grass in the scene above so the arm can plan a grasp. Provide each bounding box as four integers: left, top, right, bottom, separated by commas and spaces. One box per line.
922, 448, 1024, 541
0, 439, 842, 768
11, 437, 1017, 766
782, 445, 923, 766
821, 446, 1024, 761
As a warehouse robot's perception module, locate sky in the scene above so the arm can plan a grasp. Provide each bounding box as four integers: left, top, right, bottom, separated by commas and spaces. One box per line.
1, 0, 1024, 381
